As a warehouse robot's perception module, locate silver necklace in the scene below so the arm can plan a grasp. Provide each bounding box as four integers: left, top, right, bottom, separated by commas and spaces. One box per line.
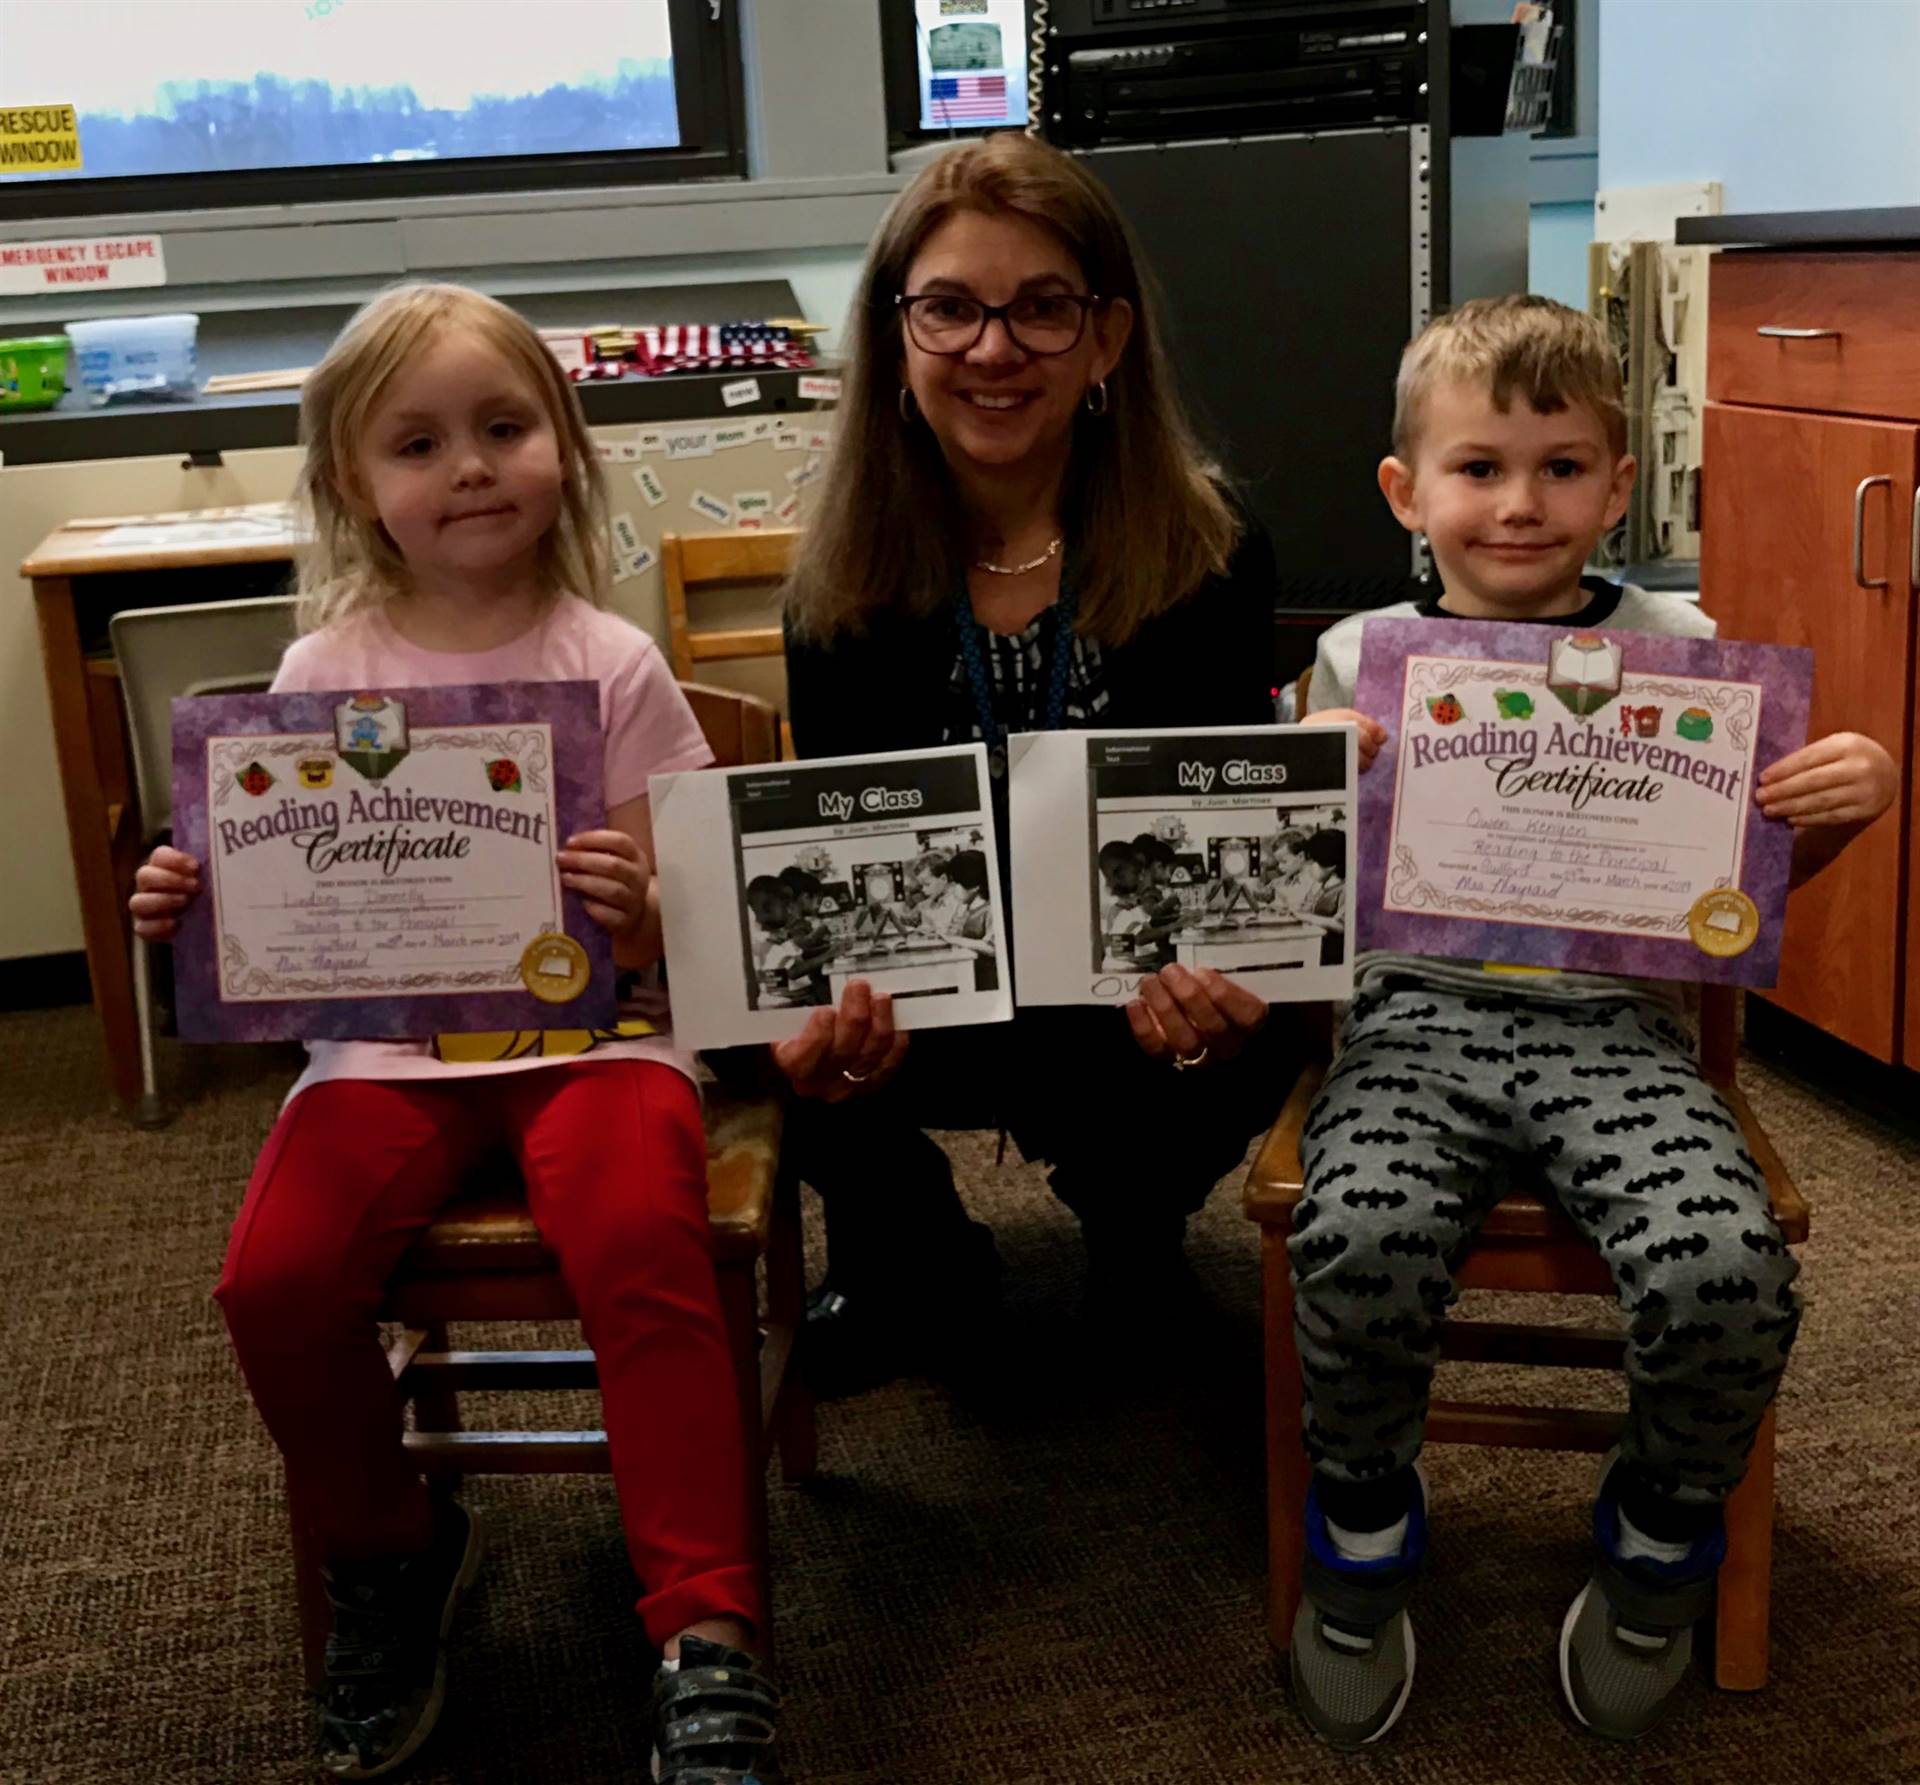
972, 535, 1062, 577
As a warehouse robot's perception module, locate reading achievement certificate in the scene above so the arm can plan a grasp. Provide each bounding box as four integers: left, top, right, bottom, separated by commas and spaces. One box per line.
172, 680, 616, 1040
1353, 619, 1812, 985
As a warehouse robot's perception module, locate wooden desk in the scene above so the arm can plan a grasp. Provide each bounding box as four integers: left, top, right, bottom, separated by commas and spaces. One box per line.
21, 503, 304, 1112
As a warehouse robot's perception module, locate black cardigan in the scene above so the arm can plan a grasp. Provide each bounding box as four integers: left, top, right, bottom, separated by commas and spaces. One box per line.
784, 522, 1281, 759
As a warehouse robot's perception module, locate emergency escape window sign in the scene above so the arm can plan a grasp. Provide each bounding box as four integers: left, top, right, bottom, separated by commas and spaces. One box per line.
0, 235, 168, 294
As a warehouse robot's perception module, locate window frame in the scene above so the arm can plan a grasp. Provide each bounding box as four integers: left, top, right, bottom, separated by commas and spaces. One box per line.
0, 0, 746, 226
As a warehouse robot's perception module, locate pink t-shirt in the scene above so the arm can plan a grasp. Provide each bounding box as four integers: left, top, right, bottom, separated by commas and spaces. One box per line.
269, 594, 712, 1098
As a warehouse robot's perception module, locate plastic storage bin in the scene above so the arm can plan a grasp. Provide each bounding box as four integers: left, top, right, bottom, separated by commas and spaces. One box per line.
0, 336, 69, 411
65, 313, 200, 404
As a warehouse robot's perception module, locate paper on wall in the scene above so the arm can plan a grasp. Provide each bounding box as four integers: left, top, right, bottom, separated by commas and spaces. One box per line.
690, 489, 734, 525
633, 463, 668, 508
664, 427, 714, 460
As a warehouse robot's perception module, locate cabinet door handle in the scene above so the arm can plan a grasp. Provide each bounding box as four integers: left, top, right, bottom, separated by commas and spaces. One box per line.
1757, 326, 1841, 339
1854, 475, 1892, 590
1911, 487, 1920, 591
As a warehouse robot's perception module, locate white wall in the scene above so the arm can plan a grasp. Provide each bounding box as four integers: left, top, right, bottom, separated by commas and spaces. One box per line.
1529, 200, 1594, 308
1600, 0, 1920, 212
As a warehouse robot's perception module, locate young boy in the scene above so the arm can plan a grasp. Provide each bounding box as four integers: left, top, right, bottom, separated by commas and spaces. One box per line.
1293, 295, 1896, 1746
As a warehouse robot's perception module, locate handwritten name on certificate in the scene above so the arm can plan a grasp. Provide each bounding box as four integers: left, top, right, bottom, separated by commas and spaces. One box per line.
1352, 618, 1812, 985
170, 681, 616, 1041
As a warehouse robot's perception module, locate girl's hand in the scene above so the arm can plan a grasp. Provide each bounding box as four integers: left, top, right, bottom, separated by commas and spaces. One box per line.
559, 829, 651, 939
1301, 706, 1387, 771
1126, 963, 1268, 1067
129, 845, 202, 942
1758, 732, 1897, 829
772, 980, 908, 1101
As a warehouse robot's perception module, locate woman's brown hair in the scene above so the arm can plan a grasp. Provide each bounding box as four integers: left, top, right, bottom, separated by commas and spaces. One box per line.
784, 133, 1241, 646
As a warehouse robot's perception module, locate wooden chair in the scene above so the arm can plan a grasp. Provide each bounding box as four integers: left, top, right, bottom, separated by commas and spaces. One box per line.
1243, 982, 1807, 1693
660, 527, 797, 685
288, 683, 816, 1684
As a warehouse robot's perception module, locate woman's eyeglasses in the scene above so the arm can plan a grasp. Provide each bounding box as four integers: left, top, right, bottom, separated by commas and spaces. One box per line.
896, 291, 1101, 357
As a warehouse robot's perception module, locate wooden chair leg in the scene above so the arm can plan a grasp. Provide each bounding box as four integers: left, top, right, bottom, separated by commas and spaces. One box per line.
1262, 1227, 1311, 1653
765, 1162, 817, 1482
1714, 1403, 1776, 1691
288, 1470, 332, 1691
406, 1321, 464, 1502
718, 1258, 774, 1653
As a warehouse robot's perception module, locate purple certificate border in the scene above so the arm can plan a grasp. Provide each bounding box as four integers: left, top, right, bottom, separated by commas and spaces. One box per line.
1354, 618, 1813, 986
172, 680, 616, 1041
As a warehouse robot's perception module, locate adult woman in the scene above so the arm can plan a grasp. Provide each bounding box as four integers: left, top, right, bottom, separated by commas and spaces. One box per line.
775, 134, 1359, 1386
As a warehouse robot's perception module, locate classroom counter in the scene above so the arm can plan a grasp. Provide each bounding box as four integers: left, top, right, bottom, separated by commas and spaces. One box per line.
0, 278, 831, 466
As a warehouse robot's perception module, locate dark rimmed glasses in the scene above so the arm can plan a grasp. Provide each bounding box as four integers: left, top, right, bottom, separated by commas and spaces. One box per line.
896, 291, 1102, 357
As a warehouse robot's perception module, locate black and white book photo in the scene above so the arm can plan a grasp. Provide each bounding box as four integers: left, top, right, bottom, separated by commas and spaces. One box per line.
651, 744, 1013, 1049
1009, 726, 1356, 1006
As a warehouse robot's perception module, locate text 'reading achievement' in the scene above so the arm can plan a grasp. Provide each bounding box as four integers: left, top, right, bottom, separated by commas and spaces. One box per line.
171, 681, 616, 1040
1353, 618, 1813, 984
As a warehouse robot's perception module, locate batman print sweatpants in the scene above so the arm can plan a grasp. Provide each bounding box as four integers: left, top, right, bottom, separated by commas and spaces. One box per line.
1288, 979, 1801, 1507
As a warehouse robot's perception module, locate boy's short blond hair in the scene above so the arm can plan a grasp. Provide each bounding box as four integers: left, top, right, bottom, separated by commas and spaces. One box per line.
1392, 294, 1627, 462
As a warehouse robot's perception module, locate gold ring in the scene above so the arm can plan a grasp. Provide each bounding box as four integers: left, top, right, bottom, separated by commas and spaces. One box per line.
841, 1065, 874, 1085
1172, 1045, 1210, 1071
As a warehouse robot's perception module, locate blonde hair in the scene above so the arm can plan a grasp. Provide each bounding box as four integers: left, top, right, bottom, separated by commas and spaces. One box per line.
294, 283, 608, 633
784, 133, 1241, 647
1392, 294, 1628, 462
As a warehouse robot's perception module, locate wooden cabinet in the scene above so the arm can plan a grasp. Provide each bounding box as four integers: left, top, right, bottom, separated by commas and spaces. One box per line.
1702, 251, 1920, 1066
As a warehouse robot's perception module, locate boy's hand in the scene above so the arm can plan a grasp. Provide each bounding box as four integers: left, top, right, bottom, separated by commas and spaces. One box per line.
559, 829, 652, 939
1301, 707, 1387, 771
1758, 732, 1897, 830
773, 981, 907, 1100
129, 845, 201, 942
1127, 963, 1268, 1067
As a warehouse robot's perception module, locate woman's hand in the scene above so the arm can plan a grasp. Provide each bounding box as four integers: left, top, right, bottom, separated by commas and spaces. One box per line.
1126, 963, 1268, 1067
772, 980, 909, 1101
1301, 706, 1387, 772
559, 829, 652, 940
129, 845, 202, 942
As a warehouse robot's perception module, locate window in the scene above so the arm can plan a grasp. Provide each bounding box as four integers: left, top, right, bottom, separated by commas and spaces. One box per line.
0, 0, 744, 222
883, 0, 1031, 147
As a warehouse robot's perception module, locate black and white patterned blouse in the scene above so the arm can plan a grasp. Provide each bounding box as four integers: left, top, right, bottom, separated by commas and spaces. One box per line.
941, 611, 1112, 753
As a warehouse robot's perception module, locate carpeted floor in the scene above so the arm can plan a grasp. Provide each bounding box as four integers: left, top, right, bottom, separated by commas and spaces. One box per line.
2, 1003, 1917, 1785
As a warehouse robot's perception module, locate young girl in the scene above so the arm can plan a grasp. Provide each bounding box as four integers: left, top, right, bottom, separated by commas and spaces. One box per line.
128, 284, 784, 1785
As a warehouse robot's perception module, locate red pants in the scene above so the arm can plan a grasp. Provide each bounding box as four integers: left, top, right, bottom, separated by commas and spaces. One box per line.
215, 1060, 760, 1648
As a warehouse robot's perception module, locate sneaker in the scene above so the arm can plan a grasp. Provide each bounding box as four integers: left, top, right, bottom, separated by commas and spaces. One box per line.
1558, 1463, 1724, 1740
315, 1500, 483, 1779
1289, 1468, 1427, 1749
651, 1635, 785, 1783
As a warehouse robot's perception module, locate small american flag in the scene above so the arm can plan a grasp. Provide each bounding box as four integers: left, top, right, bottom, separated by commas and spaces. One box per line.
928, 73, 1009, 124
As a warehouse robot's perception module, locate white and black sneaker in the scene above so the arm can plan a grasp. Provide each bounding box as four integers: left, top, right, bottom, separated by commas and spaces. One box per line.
651, 1636, 785, 1784
1559, 1461, 1723, 1741
315, 1500, 483, 1779
1289, 1470, 1428, 1749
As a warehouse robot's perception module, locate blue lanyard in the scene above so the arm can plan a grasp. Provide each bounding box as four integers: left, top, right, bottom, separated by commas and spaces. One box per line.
954, 576, 1079, 778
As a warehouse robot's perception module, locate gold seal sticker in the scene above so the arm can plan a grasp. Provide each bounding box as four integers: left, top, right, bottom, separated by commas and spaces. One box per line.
519, 932, 591, 1004
1688, 889, 1760, 958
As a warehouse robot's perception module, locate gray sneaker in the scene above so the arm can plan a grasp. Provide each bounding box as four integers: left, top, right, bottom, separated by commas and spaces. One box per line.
1289, 1469, 1427, 1749
1559, 1464, 1723, 1740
